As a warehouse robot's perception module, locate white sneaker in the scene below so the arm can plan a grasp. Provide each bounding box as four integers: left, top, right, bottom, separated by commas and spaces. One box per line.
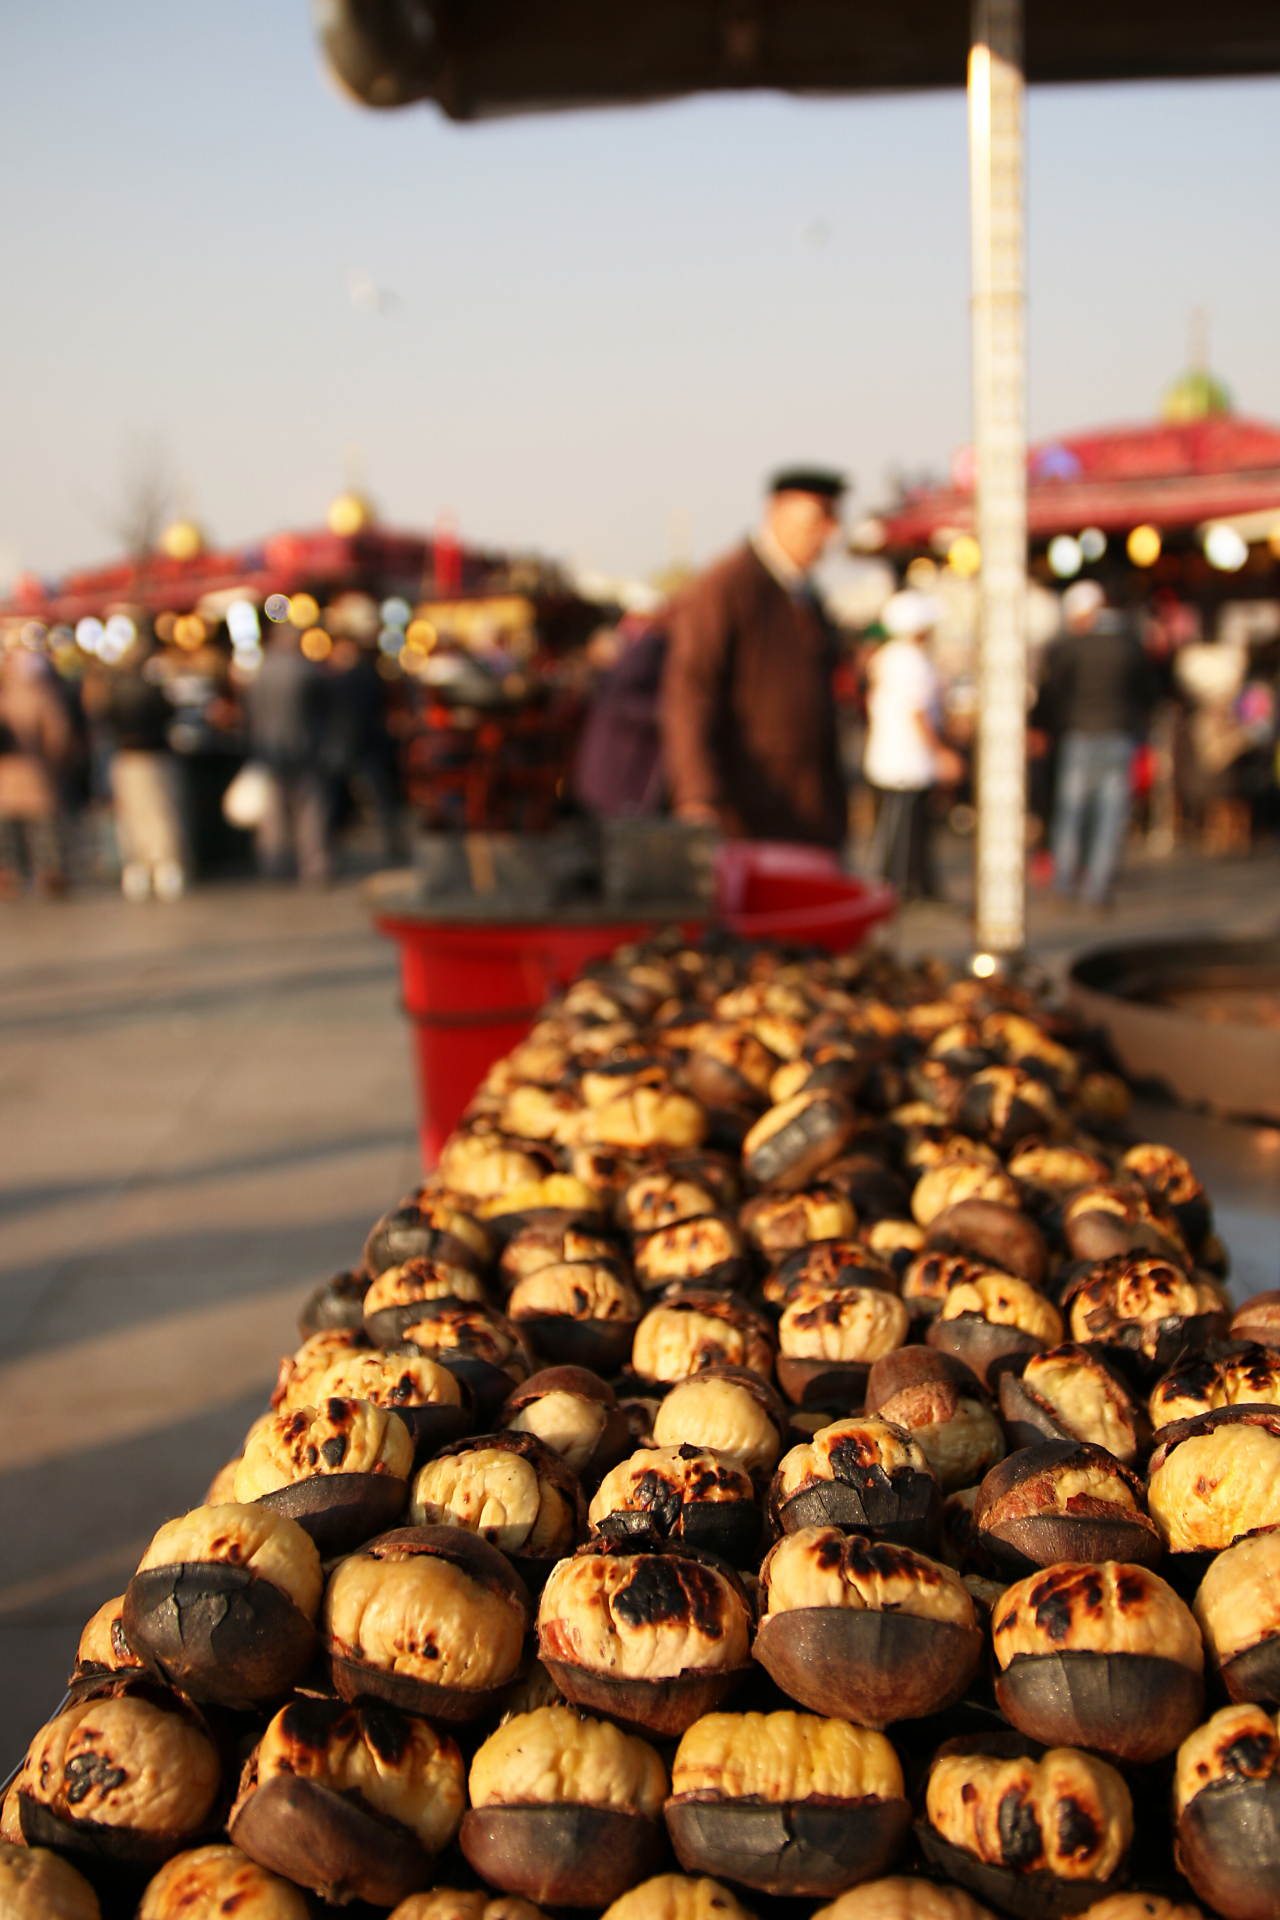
121, 862, 151, 903
153, 860, 186, 904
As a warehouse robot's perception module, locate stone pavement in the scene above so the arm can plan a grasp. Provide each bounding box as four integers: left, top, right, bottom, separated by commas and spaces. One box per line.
2, 847, 1279, 1771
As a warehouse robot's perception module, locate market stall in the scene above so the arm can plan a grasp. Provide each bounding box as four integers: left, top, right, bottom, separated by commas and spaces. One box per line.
6, 923, 1280, 1920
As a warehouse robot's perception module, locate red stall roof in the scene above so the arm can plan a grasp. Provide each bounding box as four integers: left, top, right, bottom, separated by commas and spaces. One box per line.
879, 412, 1280, 551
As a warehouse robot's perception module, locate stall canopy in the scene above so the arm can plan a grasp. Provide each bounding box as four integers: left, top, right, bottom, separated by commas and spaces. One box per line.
316, 0, 1280, 114
883, 413, 1280, 551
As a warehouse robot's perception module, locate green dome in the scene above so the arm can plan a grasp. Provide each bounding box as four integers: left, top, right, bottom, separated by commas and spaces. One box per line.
1161, 365, 1233, 424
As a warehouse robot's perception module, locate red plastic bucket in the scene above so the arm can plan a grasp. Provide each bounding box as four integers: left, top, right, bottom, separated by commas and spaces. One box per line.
376, 846, 894, 1168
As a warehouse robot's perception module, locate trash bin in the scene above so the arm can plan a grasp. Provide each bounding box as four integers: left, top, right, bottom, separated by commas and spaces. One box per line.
374, 847, 894, 1168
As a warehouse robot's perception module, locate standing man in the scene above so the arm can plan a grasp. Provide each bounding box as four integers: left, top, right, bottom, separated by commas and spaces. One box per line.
1044, 580, 1157, 909
245, 622, 333, 884
661, 468, 848, 845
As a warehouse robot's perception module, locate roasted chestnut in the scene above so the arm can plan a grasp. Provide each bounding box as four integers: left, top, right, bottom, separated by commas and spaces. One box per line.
507, 1260, 644, 1371
122, 1503, 321, 1708
323, 1524, 530, 1721
630, 1290, 776, 1386
499, 1221, 628, 1290
618, 1169, 722, 1235
589, 1444, 761, 1564
865, 1348, 1005, 1493
0, 1841, 101, 1920
775, 1282, 909, 1409
575, 1087, 708, 1153
537, 1537, 753, 1737
1174, 1702, 1280, 1920
137, 1844, 309, 1920
1147, 1408, 1280, 1561
684, 1022, 780, 1110
764, 1238, 895, 1309
71, 1592, 145, 1684
1119, 1142, 1211, 1254
665, 1709, 910, 1894
461, 1705, 668, 1907
956, 1064, 1062, 1153
632, 1215, 749, 1295
924, 1198, 1049, 1289
772, 1413, 942, 1548
1149, 1341, 1280, 1429
1231, 1290, 1280, 1348
974, 1442, 1160, 1578
809, 1879, 1003, 1919
650, 1365, 788, 1475
739, 1187, 857, 1260
599, 1872, 754, 1920
911, 1161, 1021, 1231
1063, 1256, 1226, 1375
233, 1396, 413, 1554
18, 1674, 222, 1886
991, 1561, 1204, 1761
298, 1268, 370, 1340
364, 1197, 494, 1278
902, 1251, 993, 1324
919, 1735, 1134, 1917
229, 1696, 464, 1908
742, 1090, 856, 1190
754, 1527, 981, 1726
398, 1303, 536, 1420
1194, 1528, 1280, 1705
1006, 1144, 1110, 1209
363, 1258, 489, 1342
501, 1366, 632, 1480
1062, 1184, 1189, 1269
390, 1890, 547, 1920
999, 1345, 1145, 1465
271, 1327, 370, 1407
408, 1431, 584, 1584
927, 1271, 1063, 1387
276, 1341, 471, 1459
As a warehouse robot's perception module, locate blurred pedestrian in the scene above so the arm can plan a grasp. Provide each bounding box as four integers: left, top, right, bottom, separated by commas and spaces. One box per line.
244, 623, 332, 882
574, 615, 668, 816
326, 638, 402, 863
661, 467, 848, 845
863, 590, 961, 900
1044, 580, 1158, 907
0, 648, 72, 897
98, 635, 189, 903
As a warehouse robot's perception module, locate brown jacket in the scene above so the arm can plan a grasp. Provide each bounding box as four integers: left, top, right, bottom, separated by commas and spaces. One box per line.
661, 541, 845, 846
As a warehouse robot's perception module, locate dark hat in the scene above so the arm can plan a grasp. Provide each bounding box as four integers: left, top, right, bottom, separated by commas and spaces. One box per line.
768, 465, 849, 500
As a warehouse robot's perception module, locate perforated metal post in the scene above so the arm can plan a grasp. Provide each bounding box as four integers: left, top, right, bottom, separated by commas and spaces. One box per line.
969, 0, 1027, 957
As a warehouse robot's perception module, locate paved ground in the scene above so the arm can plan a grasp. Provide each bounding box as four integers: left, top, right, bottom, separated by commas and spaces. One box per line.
2, 844, 1279, 1772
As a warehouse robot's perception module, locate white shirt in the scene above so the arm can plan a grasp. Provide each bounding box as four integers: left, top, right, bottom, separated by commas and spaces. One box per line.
864, 637, 940, 791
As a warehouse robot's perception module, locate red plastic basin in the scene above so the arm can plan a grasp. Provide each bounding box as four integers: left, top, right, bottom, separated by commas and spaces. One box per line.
376, 844, 895, 1167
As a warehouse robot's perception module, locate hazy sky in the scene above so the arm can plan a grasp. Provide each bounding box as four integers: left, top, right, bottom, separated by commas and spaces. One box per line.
3, 3, 1279, 585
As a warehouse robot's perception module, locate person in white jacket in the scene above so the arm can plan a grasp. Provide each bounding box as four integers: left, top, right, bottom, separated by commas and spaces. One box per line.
863, 590, 962, 899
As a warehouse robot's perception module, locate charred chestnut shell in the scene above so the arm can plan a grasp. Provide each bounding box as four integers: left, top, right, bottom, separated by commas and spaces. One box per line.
924, 1198, 1048, 1289
298, 1269, 370, 1340
420, 1429, 587, 1586
460, 1804, 669, 1909
995, 1648, 1203, 1765
997, 1346, 1148, 1460
915, 1731, 1132, 1920
364, 1201, 492, 1280
500, 1365, 634, 1485
974, 1442, 1160, 1579
1177, 1770, 1280, 1920
254, 1468, 408, 1558
327, 1525, 532, 1722
538, 1536, 754, 1738
742, 1091, 857, 1191
17, 1674, 222, 1892
664, 1791, 910, 1897
771, 1429, 943, 1554
398, 1305, 537, 1422
754, 1598, 981, 1730
228, 1699, 439, 1909
926, 1311, 1049, 1391
122, 1562, 316, 1712
592, 1442, 763, 1568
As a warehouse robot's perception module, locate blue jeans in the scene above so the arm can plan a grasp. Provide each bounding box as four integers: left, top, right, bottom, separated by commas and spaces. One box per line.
1052, 731, 1135, 905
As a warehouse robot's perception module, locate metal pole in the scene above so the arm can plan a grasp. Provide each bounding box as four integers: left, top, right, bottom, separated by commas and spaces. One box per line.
969, 0, 1027, 958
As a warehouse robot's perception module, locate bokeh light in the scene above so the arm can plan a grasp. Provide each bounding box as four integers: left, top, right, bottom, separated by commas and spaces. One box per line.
75, 617, 104, 655
404, 618, 437, 653
1204, 524, 1248, 572
226, 600, 261, 647
380, 597, 412, 629
287, 593, 319, 630
264, 593, 291, 623
1079, 527, 1107, 562
946, 535, 981, 578
1047, 535, 1083, 579
1127, 525, 1162, 567
300, 627, 332, 661
99, 614, 136, 663
160, 520, 204, 562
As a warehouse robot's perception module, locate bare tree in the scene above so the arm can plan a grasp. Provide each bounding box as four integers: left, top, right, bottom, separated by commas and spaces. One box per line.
94, 437, 173, 559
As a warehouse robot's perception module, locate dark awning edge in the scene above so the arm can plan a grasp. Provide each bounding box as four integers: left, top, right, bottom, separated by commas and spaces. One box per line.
313, 0, 1280, 120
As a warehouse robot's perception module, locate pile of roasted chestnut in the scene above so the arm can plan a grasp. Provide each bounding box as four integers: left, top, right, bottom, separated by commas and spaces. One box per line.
8, 932, 1280, 1920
